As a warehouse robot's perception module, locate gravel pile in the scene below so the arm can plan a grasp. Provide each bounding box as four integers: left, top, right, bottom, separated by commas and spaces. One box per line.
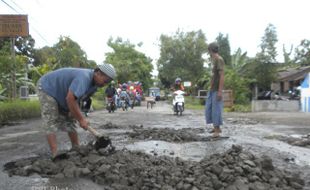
127, 128, 208, 142
4, 144, 304, 190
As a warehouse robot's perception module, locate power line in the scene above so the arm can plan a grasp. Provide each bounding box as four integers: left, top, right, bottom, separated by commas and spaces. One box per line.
7, 0, 25, 13
1, 0, 50, 45
1, 0, 19, 13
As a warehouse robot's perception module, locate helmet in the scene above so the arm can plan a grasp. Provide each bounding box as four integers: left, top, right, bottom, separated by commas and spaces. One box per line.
208, 42, 219, 53
175, 77, 181, 83
98, 63, 116, 79
111, 81, 115, 85
122, 83, 127, 89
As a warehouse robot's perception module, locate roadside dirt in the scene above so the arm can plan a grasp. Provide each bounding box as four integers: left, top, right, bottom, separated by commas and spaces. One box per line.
0, 101, 310, 190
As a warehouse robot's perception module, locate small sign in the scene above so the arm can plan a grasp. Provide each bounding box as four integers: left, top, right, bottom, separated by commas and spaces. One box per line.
184, 81, 192, 87
0, 14, 29, 37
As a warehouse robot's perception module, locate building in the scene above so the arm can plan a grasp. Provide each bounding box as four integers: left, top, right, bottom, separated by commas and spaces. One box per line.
271, 66, 310, 94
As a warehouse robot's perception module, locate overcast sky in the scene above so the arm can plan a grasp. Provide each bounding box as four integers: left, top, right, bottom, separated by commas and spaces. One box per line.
1, 0, 310, 74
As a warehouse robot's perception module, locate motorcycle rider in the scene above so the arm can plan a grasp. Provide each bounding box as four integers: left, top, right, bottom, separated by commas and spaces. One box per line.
119, 83, 131, 108
172, 77, 185, 91
171, 77, 185, 112
105, 81, 117, 110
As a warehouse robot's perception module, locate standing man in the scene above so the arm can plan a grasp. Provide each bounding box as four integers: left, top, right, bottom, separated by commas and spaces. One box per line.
37, 64, 116, 158
205, 42, 225, 137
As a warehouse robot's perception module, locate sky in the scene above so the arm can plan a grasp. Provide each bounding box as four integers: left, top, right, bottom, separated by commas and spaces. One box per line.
1, 0, 310, 75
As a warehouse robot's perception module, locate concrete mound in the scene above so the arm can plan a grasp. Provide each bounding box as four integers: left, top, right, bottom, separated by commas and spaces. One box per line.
4, 144, 304, 189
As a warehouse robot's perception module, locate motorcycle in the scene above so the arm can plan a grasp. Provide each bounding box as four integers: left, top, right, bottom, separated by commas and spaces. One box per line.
119, 90, 130, 111
106, 97, 116, 113
80, 97, 92, 117
119, 96, 128, 111
172, 90, 185, 116
135, 91, 142, 106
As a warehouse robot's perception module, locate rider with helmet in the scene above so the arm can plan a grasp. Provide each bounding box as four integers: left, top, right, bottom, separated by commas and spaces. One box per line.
105, 80, 117, 110
119, 83, 131, 108
173, 77, 185, 91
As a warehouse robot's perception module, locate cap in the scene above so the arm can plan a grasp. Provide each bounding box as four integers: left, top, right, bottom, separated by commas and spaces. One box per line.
98, 63, 116, 79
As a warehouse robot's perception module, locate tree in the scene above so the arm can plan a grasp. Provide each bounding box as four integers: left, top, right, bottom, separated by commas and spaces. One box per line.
105, 37, 153, 90
157, 29, 208, 88
283, 44, 294, 65
294, 39, 310, 65
33, 46, 57, 67
53, 36, 89, 68
216, 33, 231, 66
260, 24, 278, 62
0, 37, 34, 99
253, 24, 278, 91
231, 48, 248, 73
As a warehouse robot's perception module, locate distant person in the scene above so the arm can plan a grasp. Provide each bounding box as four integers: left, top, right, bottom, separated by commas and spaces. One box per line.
37, 64, 116, 158
172, 77, 185, 91
205, 42, 225, 138
105, 80, 117, 103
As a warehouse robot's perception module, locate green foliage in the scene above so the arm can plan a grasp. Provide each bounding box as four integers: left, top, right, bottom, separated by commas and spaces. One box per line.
0, 100, 41, 124
231, 48, 248, 73
105, 37, 153, 90
157, 29, 208, 88
92, 98, 105, 110
224, 68, 252, 104
15, 36, 36, 60
224, 104, 251, 112
54, 36, 89, 68
283, 44, 294, 65
184, 96, 204, 110
294, 39, 310, 65
260, 23, 278, 63
253, 53, 277, 91
216, 33, 232, 66
249, 24, 278, 91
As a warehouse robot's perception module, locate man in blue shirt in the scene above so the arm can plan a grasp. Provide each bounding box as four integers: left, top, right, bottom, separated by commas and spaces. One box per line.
37, 64, 116, 158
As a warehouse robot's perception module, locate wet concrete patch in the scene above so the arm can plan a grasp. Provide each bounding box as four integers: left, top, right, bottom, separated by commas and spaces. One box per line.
226, 117, 259, 125
126, 127, 215, 142
265, 134, 310, 148
4, 145, 305, 189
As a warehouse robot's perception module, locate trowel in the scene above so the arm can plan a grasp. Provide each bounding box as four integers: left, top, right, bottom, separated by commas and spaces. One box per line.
87, 125, 112, 150
52, 125, 112, 161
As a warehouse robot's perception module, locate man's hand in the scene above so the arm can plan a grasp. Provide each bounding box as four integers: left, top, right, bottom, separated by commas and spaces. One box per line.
217, 91, 222, 101
79, 119, 89, 130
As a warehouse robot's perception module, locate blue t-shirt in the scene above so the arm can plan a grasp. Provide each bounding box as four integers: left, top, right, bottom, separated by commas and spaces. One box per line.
39, 68, 97, 111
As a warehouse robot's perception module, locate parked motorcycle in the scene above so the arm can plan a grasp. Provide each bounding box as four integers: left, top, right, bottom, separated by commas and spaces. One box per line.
106, 97, 116, 113
172, 90, 185, 116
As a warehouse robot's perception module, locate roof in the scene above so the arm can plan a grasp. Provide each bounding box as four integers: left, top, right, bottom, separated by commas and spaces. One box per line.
277, 66, 310, 81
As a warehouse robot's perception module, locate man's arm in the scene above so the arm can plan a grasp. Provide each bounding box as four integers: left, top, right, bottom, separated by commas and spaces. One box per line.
217, 59, 225, 101
66, 90, 88, 130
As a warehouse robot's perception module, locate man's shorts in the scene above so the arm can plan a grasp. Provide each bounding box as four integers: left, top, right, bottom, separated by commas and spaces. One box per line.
37, 82, 77, 134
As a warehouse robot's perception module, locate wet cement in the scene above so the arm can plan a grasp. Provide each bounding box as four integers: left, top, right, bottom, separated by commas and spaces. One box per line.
1, 101, 310, 189
4, 144, 305, 190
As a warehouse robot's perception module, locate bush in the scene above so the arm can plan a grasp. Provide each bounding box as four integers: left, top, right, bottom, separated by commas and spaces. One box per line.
225, 104, 251, 112
0, 100, 41, 124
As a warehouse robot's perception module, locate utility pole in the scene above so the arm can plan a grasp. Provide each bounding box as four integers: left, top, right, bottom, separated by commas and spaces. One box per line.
11, 37, 16, 99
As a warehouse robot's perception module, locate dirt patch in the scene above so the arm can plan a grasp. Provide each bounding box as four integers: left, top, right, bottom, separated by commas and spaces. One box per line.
4, 144, 304, 190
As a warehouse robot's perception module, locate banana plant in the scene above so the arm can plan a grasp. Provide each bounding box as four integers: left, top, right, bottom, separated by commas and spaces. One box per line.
0, 88, 7, 100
